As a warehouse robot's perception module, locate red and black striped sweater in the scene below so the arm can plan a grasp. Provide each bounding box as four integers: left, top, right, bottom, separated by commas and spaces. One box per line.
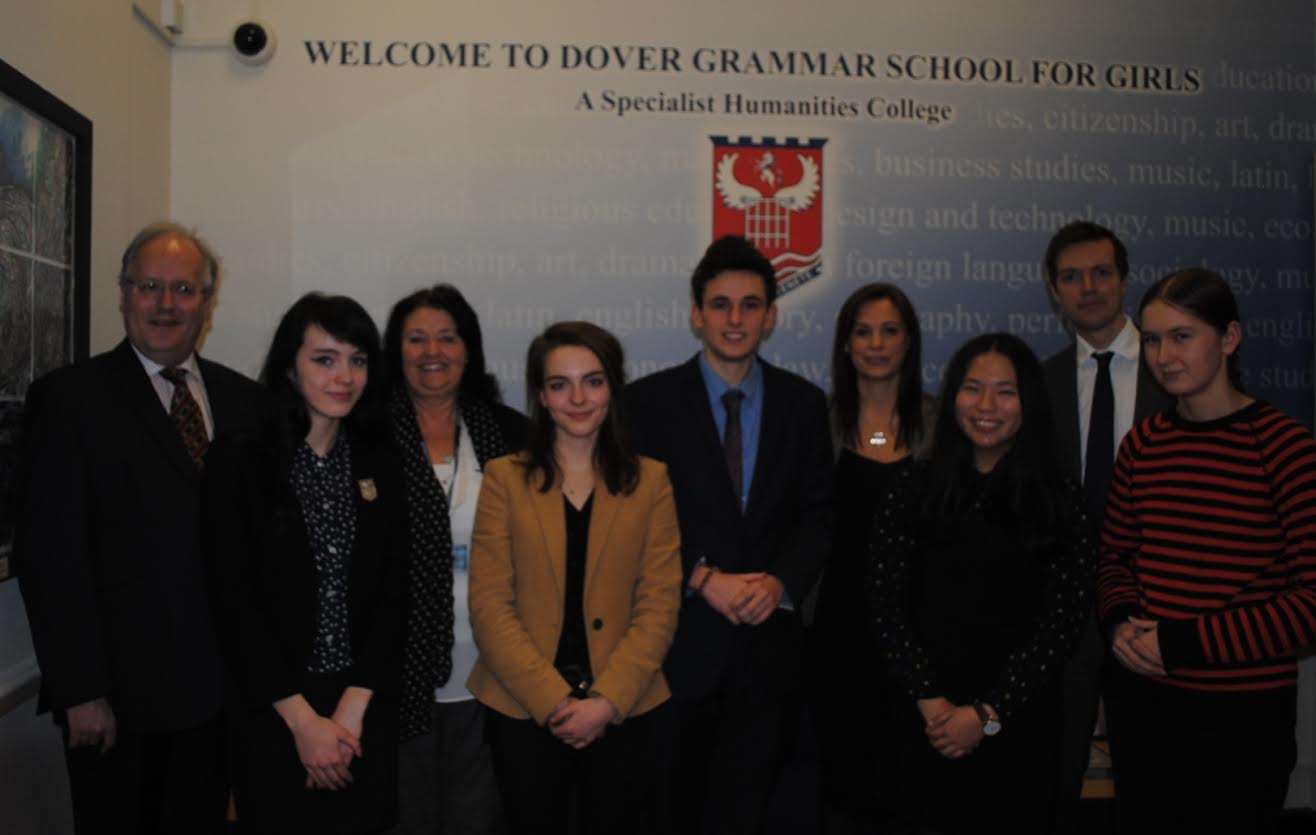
1098, 400, 1316, 692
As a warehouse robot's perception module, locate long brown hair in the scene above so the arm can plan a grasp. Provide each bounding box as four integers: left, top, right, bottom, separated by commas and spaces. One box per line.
522, 321, 639, 496
829, 283, 925, 451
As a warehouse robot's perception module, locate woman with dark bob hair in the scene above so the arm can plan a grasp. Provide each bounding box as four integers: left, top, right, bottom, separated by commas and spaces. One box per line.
869, 332, 1095, 834
467, 321, 681, 835
1100, 269, 1316, 834
812, 282, 934, 833
202, 293, 408, 832
382, 284, 525, 834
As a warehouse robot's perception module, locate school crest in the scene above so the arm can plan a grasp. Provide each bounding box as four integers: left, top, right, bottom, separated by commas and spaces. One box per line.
711, 136, 827, 295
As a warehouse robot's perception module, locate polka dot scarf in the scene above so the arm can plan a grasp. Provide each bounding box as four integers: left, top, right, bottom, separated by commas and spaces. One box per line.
391, 389, 512, 740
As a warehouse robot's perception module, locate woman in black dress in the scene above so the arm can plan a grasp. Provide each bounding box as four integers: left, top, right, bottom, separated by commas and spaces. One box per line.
869, 333, 1095, 834
203, 293, 408, 833
812, 283, 931, 834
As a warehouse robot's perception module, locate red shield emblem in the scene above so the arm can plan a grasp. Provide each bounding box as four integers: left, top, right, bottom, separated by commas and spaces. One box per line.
711, 136, 826, 295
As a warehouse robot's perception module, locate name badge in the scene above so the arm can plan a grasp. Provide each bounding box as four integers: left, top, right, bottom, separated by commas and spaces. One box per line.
358, 479, 378, 502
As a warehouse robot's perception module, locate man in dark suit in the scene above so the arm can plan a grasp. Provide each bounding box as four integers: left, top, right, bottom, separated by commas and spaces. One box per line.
1042, 221, 1170, 833
626, 236, 833, 835
15, 222, 268, 834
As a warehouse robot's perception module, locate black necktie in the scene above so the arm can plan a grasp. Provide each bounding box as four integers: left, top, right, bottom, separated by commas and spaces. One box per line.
160, 367, 209, 469
1084, 352, 1115, 522
722, 390, 745, 508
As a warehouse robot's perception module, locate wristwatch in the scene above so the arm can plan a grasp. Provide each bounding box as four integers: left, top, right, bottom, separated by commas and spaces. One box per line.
973, 703, 1002, 736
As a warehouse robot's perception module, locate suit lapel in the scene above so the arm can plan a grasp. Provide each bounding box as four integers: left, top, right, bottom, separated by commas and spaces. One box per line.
349, 437, 374, 555
1055, 346, 1082, 479
529, 478, 567, 601
112, 341, 199, 485
583, 484, 620, 599
198, 357, 233, 436
679, 357, 725, 463
744, 361, 780, 519
347, 438, 389, 603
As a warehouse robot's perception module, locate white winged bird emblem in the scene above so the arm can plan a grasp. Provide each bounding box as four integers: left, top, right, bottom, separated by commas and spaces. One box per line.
716, 152, 820, 212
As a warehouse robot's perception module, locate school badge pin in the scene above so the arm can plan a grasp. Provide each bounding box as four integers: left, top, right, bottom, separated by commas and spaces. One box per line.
358, 478, 378, 502
711, 136, 827, 295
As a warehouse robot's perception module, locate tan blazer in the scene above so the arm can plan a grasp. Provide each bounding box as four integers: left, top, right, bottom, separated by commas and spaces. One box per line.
467, 454, 682, 725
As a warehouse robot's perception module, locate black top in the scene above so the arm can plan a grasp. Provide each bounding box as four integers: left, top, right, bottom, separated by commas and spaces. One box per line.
813, 449, 914, 810
814, 449, 911, 640
554, 493, 595, 695
290, 434, 357, 674
201, 425, 409, 709
870, 463, 1095, 721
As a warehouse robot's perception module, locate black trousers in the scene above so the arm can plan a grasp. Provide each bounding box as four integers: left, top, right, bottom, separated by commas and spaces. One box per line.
1105, 664, 1296, 835
485, 701, 668, 835
61, 712, 227, 835
392, 699, 505, 835
1051, 611, 1105, 834
669, 611, 804, 835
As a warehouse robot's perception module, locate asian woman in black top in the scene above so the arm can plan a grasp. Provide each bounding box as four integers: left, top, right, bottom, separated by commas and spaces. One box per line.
203, 293, 408, 833
868, 333, 1096, 834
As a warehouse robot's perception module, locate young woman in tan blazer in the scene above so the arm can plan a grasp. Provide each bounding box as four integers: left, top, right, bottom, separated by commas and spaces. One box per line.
468, 321, 681, 835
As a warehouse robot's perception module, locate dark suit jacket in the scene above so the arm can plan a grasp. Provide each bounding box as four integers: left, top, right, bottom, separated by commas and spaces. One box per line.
625, 354, 833, 699
1043, 343, 1172, 481
15, 340, 269, 731
200, 426, 409, 712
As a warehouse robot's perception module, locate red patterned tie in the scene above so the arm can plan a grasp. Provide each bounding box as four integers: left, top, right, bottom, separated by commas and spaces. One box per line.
160, 367, 209, 469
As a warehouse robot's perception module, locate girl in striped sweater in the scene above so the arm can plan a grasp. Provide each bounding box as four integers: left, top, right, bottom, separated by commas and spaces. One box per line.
1099, 267, 1316, 835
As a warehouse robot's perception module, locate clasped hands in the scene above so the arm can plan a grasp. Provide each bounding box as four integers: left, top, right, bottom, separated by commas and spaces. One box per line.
697, 568, 784, 626
917, 697, 986, 760
278, 687, 372, 791
1111, 616, 1165, 678
548, 695, 619, 750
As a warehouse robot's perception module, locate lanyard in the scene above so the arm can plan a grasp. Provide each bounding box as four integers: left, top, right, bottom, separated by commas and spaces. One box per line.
436, 422, 462, 505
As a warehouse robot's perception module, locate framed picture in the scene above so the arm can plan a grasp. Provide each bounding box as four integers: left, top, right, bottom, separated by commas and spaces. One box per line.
0, 58, 92, 582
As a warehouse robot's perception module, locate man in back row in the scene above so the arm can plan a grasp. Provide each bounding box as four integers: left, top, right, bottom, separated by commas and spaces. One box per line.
16, 223, 269, 833
1042, 220, 1170, 833
627, 235, 833, 834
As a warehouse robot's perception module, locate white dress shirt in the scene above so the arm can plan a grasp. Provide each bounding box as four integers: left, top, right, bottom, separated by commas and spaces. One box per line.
130, 346, 215, 439
1075, 316, 1141, 479
434, 416, 483, 703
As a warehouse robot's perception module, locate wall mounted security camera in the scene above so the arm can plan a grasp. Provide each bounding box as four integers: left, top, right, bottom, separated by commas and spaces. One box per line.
232, 21, 277, 65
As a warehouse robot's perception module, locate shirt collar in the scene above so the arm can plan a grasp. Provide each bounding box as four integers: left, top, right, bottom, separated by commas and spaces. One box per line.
130, 343, 202, 381
1075, 316, 1139, 365
697, 352, 763, 406
297, 427, 351, 468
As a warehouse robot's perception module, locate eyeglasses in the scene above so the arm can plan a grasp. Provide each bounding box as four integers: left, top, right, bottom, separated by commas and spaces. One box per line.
121, 277, 211, 301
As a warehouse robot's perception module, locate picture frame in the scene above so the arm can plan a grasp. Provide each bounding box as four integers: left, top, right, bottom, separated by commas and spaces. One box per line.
0, 58, 93, 582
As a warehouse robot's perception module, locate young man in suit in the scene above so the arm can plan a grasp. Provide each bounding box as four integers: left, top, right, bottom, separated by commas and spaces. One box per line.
626, 235, 833, 835
1042, 221, 1170, 833
16, 222, 269, 834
